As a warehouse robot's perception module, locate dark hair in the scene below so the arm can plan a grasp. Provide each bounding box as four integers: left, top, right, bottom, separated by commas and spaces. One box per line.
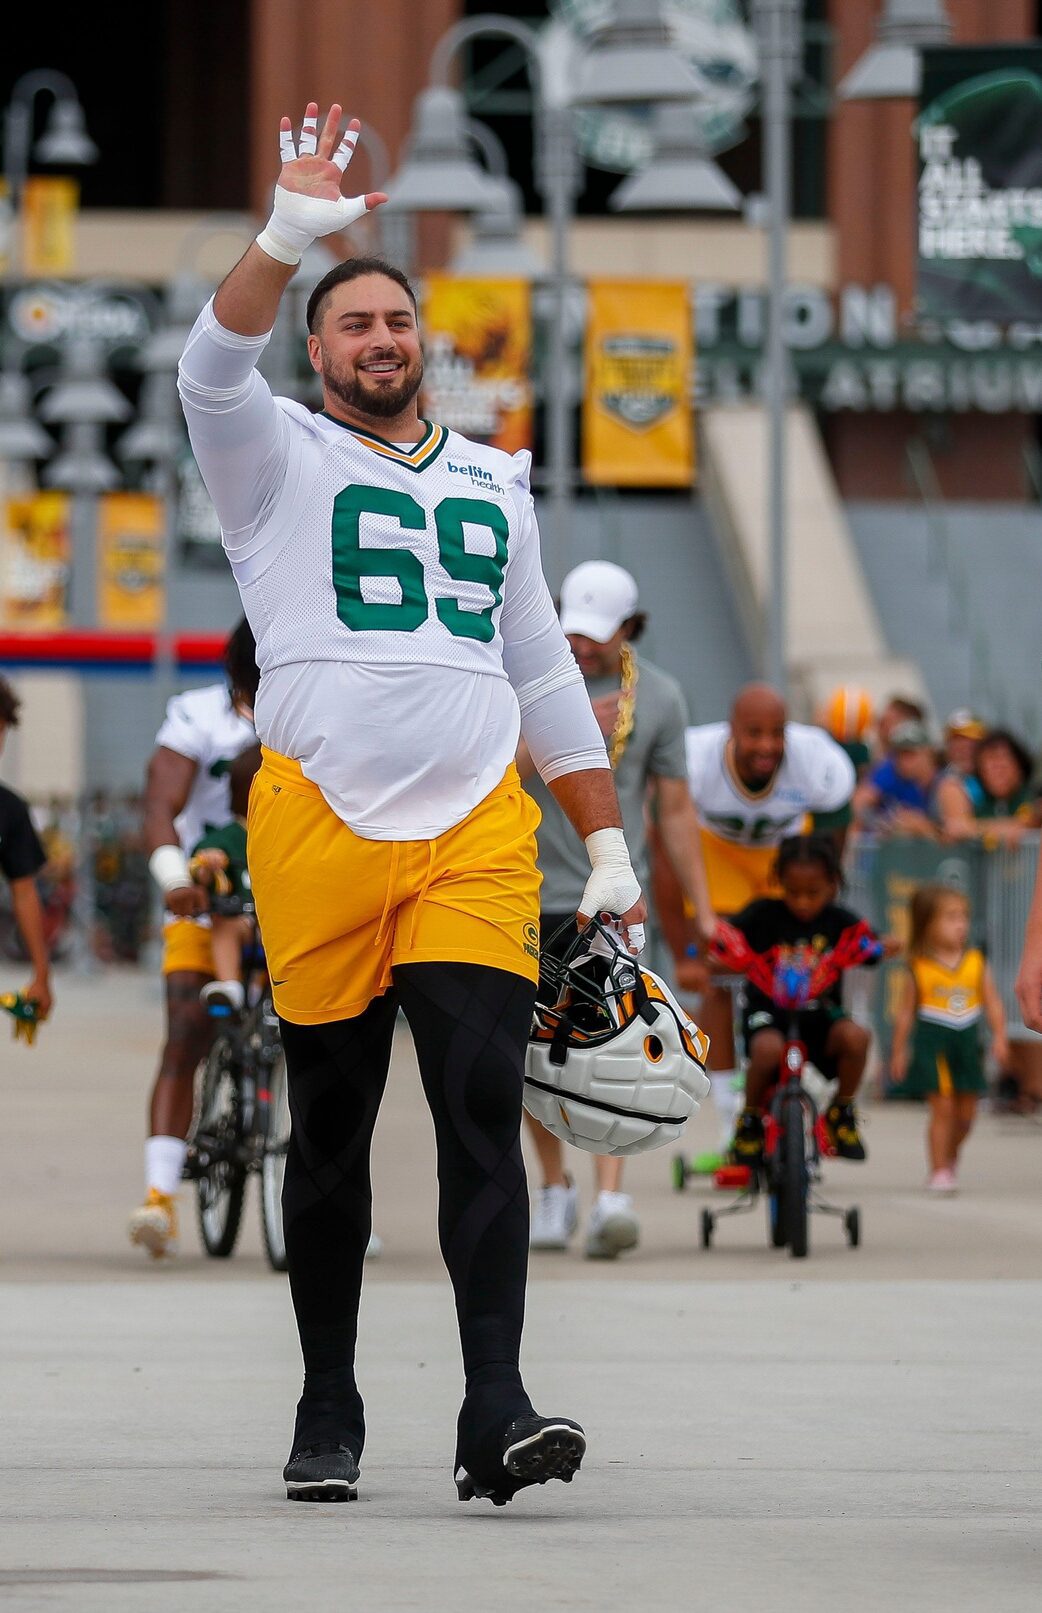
885, 695, 926, 723
0, 675, 20, 727
225, 617, 259, 706
774, 834, 843, 888
976, 728, 1033, 789
909, 882, 969, 956
306, 256, 418, 334
622, 612, 647, 643
229, 743, 262, 819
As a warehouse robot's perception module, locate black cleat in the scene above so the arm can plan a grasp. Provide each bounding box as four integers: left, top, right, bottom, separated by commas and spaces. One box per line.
455, 1415, 586, 1505
283, 1442, 360, 1502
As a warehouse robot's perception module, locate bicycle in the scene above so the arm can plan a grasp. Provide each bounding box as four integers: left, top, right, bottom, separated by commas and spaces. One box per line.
689, 919, 882, 1260
182, 896, 289, 1271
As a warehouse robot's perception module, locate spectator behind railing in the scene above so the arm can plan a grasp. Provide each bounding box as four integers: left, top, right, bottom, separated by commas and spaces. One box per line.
935, 728, 1042, 848
940, 710, 987, 813
853, 720, 941, 839
876, 694, 927, 754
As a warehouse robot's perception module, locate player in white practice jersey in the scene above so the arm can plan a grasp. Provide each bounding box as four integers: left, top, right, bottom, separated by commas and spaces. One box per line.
177, 101, 646, 1508
128, 624, 257, 1258
658, 685, 855, 1147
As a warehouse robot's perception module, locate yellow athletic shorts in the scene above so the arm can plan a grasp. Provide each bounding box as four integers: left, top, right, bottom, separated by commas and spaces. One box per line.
161, 917, 214, 977
247, 749, 543, 1025
700, 829, 781, 915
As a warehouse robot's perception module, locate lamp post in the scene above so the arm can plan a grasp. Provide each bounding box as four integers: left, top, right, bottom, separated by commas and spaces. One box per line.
38, 333, 128, 632
384, 16, 578, 567
2, 69, 97, 275
751, 0, 801, 696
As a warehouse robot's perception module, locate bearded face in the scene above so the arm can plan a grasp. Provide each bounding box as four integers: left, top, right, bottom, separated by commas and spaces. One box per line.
318, 339, 424, 420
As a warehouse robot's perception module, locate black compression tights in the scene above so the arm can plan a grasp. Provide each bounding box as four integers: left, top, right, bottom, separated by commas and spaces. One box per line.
278, 961, 538, 1470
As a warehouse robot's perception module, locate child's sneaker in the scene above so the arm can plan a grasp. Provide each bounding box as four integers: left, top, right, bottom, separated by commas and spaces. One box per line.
128, 1189, 178, 1258
824, 1101, 867, 1161
200, 979, 245, 1015
530, 1181, 579, 1250
731, 1108, 765, 1164
927, 1167, 958, 1195
583, 1192, 639, 1260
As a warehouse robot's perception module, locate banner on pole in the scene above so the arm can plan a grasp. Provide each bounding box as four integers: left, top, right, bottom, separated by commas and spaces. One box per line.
21, 177, 79, 277
421, 277, 532, 454
97, 493, 165, 629
918, 45, 1042, 321
0, 493, 71, 628
583, 280, 694, 486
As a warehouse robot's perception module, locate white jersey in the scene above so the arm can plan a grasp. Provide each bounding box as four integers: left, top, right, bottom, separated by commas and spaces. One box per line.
154, 683, 256, 855
685, 721, 855, 846
178, 299, 606, 841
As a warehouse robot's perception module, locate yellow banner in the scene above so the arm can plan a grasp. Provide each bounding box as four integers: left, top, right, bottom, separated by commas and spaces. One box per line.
0, 180, 11, 275
21, 177, 79, 276
422, 277, 532, 454
583, 280, 695, 487
0, 493, 71, 628
98, 493, 165, 630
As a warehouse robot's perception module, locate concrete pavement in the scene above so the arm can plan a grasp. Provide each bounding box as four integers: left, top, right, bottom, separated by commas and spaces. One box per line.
1, 971, 1041, 1611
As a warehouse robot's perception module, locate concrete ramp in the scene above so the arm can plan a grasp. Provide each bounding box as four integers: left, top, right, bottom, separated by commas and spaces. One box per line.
700, 402, 924, 716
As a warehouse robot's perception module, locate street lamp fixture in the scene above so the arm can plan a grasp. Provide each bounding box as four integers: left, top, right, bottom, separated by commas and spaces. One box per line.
33, 98, 99, 167
38, 336, 128, 493
568, 0, 705, 107
837, 0, 952, 102
3, 69, 98, 206
44, 421, 121, 493
451, 178, 547, 278
384, 87, 504, 213
609, 103, 742, 213
0, 371, 53, 489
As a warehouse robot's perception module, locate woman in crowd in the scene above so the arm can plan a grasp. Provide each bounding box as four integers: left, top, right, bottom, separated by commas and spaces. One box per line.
935, 728, 1042, 846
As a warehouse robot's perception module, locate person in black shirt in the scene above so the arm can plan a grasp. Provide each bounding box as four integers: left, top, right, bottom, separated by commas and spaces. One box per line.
727, 836, 885, 1165
0, 677, 52, 1022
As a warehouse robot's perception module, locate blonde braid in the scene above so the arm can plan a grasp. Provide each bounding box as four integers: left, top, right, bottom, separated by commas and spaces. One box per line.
608, 641, 639, 769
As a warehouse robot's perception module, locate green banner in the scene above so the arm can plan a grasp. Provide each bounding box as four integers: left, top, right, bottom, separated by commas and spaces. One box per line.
918, 45, 1042, 321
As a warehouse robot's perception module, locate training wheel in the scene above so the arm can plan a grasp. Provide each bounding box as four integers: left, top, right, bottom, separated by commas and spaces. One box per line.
844, 1207, 861, 1248
671, 1153, 689, 1192
700, 1208, 714, 1249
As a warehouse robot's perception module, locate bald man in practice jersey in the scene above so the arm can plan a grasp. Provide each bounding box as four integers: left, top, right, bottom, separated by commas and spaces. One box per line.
656, 685, 855, 1142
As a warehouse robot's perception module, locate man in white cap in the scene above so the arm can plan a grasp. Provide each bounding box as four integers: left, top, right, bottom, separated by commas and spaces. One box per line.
517, 560, 714, 1257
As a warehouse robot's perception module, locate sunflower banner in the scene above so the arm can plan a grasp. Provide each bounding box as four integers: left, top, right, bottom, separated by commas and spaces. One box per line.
583, 280, 694, 487
0, 492, 71, 628
421, 277, 532, 455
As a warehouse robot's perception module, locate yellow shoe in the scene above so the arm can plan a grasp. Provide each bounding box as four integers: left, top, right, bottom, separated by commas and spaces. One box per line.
128, 1189, 178, 1259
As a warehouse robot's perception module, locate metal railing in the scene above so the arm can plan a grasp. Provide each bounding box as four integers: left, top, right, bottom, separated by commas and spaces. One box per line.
846, 831, 1040, 1046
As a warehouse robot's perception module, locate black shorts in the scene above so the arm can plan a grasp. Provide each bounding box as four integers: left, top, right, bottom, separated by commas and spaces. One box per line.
741, 1004, 847, 1079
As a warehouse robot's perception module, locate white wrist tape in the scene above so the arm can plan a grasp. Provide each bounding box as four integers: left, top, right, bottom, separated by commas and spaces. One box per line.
149, 845, 192, 895
580, 828, 642, 932
256, 184, 370, 265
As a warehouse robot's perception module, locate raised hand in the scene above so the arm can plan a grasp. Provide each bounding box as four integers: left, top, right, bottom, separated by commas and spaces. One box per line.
256, 101, 388, 266
276, 102, 386, 211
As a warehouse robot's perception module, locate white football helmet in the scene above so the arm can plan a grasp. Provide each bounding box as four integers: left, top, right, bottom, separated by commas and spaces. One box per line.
525, 919, 711, 1157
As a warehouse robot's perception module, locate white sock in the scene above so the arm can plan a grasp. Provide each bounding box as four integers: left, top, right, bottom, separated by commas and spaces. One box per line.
711, 1072, 743, 1149
145, 1135, 188, 1197
202, 978, 245, 1011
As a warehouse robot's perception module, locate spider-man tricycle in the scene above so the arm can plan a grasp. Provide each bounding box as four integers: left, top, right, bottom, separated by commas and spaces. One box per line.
694, 920, 882, 1259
